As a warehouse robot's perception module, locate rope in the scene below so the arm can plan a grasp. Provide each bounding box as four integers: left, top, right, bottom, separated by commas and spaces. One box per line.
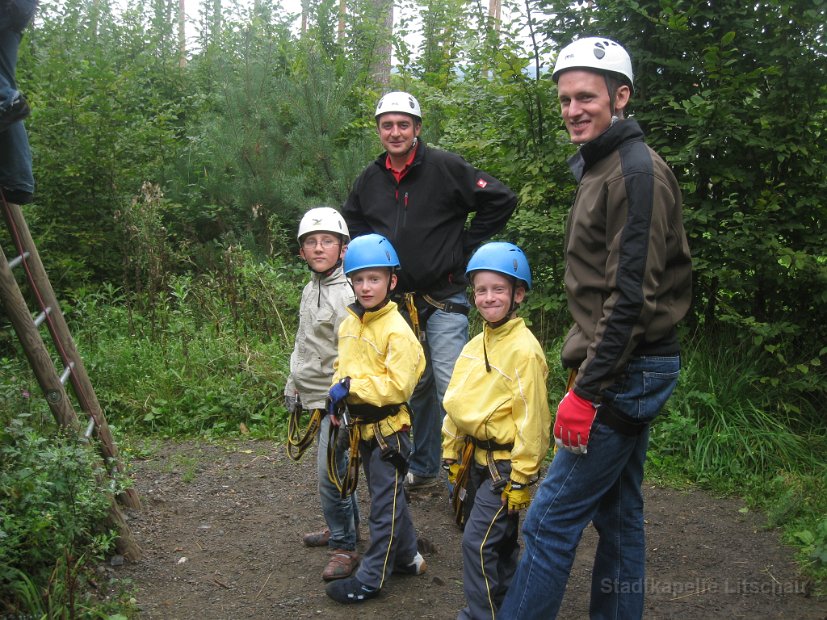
326, 419, 360, 498
285, 406, 322, 461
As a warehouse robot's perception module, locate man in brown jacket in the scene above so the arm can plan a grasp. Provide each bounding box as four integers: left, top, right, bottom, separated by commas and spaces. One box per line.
499, 36, 692, 620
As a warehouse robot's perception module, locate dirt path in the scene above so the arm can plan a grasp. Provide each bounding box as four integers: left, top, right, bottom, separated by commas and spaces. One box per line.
115, 439, 825, 619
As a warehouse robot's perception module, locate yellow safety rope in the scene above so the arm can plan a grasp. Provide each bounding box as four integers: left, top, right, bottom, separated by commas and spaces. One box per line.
404, 292, 421, 340
286, 407, 323, 461
327, 420, 361, 498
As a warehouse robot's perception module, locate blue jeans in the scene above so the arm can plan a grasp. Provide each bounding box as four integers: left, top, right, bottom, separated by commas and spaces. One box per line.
0, 121, 33, 198
408, 292, 469, 479
317, 414, 359, 551
0, 0, 36, 199
498, 355, 680, 620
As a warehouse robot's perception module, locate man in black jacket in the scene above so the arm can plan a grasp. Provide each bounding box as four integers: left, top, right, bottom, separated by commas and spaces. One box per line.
342, 91, 517, 490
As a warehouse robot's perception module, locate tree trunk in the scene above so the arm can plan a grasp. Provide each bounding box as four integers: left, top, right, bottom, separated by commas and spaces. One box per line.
211, 0, 221, 46
483, 0, 502, 79
178, 0, 187, 67
489, 0, 501, 22
372, 0, 393, 86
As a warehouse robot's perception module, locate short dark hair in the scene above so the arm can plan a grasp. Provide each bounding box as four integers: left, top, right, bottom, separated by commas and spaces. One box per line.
604, 73, 631, 116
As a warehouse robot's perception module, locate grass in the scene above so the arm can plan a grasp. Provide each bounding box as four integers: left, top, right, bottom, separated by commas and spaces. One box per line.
648, 329, 827, 591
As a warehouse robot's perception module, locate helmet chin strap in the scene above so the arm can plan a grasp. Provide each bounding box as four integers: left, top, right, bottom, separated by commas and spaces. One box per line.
604, 75, 627, 125
606, 75, 617, 120
482, 289, 515, 373
308, 258, 341, 277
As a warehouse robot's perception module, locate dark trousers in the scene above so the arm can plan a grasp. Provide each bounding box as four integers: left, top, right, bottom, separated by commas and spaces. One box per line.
354, 430, 419, 590
458, 463, 519, 619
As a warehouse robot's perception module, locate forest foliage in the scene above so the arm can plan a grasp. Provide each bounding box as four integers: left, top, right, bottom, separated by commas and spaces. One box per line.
1, 0, 826, 611
13, 0, 826, 356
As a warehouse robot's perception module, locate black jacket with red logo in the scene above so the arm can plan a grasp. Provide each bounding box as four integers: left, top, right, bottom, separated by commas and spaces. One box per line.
342, 142, 517, 299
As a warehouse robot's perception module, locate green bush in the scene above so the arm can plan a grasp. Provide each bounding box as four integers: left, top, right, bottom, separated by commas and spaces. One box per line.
0, 416, 115, 614
65, 249, 303, 439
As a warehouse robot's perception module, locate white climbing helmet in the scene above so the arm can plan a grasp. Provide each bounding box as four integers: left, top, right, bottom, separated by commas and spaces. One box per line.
374, 91, 422, 121
297, 207, 350, 244
552, 37, 634, 92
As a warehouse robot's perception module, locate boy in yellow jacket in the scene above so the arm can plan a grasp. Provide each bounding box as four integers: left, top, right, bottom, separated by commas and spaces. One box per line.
442, 242, 551, 620
325, 233, 427, 604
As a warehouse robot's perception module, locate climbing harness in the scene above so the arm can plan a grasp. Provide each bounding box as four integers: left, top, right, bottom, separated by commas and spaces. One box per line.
421, 293, 470, 316
326, 403, 409, 498
449, 435, 517, 528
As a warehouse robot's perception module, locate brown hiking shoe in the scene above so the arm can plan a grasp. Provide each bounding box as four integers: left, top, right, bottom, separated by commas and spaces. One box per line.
322, 549, 360, 581
303, 528, 331, 547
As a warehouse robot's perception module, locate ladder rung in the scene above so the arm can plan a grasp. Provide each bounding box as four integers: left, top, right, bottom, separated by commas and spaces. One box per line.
33, 306, 52, 327
59, 362, 75, 385
84, 416, 96, 439
8, 251, 30, 269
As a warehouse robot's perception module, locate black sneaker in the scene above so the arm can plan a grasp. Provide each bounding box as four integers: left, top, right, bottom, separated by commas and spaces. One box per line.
0, 95, 30, 134
325, 576, 380, 604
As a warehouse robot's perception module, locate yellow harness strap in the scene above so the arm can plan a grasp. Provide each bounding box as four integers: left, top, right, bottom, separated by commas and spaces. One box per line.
566, 368, 577, 392
451, 439, 476, 527
286, 407, 323, 461
404, 292, 422, 340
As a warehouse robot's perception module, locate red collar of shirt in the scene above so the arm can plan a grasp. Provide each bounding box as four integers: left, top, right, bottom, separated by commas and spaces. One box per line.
385, 144, 418, 183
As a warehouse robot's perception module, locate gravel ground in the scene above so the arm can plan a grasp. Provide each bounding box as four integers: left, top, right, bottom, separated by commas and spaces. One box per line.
114, 439, 826, 619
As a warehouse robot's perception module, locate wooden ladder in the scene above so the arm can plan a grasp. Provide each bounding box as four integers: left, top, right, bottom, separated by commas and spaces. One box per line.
0, 194, 141, 561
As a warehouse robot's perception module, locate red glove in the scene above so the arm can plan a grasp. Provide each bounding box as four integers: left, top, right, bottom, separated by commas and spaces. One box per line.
554, 390, 597, 455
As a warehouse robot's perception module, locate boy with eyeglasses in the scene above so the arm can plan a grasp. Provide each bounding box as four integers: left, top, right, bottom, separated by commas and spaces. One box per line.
284, 207, 361, 582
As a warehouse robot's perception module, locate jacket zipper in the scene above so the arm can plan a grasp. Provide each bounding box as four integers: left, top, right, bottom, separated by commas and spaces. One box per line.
393, 187, 408, 238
